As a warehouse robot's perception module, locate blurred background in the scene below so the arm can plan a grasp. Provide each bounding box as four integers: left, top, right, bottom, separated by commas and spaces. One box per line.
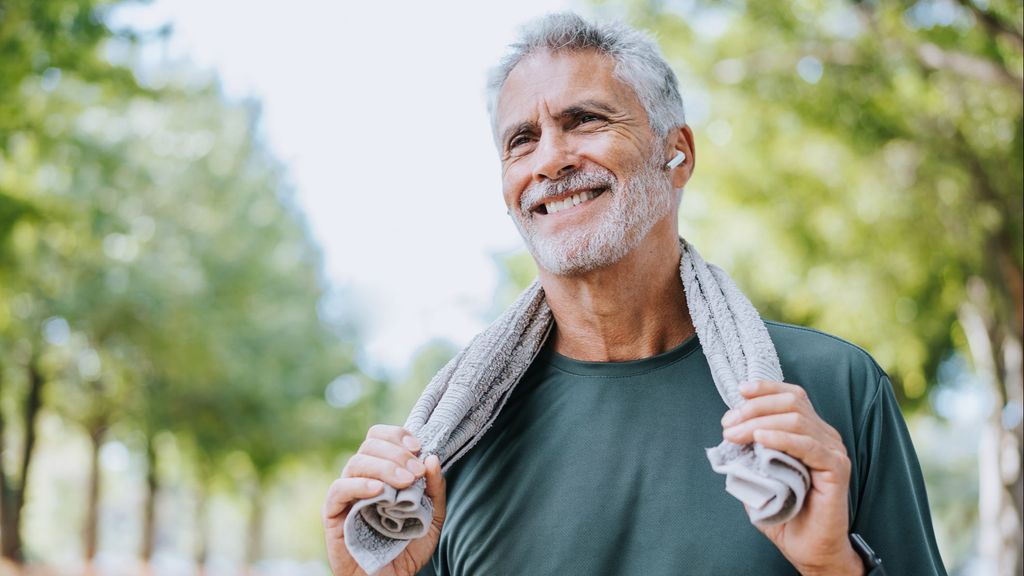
0, 0, 1021, 574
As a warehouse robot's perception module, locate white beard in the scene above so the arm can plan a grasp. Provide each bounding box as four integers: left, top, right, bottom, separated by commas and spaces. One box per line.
512, 149, 676, 276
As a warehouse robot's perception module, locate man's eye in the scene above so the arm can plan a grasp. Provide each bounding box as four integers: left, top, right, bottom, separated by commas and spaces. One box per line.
574, 113, 605, 127
509, 136, 532, 149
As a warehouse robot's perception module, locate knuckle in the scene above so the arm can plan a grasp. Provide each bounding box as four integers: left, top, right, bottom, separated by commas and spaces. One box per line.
367, 423, 392, 438
834, 450, 851, 470
783, 392, 800, 408
828, 427, 843, 443
326, 477, 344, 497
343, 453, 371, 476
359, 437, 386, 455
835, 438, 848, 455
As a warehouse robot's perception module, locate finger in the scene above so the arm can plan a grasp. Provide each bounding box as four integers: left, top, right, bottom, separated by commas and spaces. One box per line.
721, 392, 807, 426
723, 412, 806, 444
359, 437, 426, 477
366, 424, 422, 454
738, 380, 808, 401
423, 454, 447, 525
753, 429, 850, 474
341, 453, 418, 488
323, 476, 385, 521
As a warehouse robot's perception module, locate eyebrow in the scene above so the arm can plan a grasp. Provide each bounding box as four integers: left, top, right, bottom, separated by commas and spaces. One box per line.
500, 99, 621, 149
559, 99, 619, 120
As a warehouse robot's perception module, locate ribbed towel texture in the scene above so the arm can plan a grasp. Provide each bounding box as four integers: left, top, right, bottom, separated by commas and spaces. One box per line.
343, 238, 811, 575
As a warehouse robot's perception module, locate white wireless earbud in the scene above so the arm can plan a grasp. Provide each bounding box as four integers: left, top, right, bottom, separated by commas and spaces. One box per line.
665, 151, 686, 170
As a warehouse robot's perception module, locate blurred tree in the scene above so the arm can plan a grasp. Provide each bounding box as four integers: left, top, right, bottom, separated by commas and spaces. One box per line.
45, 87, 359, 567
0, 0, 144, 249
0, 0, 149, 561
592, 0, 1021, 571
1, 0, 366, 568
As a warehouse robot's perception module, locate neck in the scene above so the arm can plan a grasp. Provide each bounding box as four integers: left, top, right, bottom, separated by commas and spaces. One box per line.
537, 214, 695, 362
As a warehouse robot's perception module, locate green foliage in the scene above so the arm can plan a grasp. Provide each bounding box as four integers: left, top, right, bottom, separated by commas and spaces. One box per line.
593, 0, 1023, 408
0, 0, 368, 560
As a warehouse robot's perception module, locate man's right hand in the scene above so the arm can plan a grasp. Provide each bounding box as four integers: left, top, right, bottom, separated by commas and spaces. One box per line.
322, 424, 447, 576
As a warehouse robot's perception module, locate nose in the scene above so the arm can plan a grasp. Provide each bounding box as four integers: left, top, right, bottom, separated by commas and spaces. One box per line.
531, 131, 579, 182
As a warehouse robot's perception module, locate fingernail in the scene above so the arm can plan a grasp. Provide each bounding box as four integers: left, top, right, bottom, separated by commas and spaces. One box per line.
739, 382, 755, 394
403, 435, 421, 452
367, 479, 383, 491
406, 458, 425, 475
395, 467, 414, 483
721, 410, 740, 426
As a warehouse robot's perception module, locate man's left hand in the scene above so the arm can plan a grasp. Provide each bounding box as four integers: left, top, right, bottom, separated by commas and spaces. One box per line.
721, 379, 864, 576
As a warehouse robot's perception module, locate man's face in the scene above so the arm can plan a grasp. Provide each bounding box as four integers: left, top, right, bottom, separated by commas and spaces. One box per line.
496, 50, 675, 276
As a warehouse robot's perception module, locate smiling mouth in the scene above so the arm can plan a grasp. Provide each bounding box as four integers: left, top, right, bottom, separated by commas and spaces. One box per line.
535, 187, 608, 215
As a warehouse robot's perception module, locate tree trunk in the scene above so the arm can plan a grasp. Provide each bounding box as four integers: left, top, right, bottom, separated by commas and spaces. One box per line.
193, 477, 209, 576
84, 424, 106, 561
244, 479, 265, 572
140, 434, 159, 562
960, 278, 1024, 576
0, 352, 45, 562
0, 355, 18, 563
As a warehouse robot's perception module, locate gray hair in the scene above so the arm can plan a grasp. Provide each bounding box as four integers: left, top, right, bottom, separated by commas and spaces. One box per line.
486, 12, 686, 143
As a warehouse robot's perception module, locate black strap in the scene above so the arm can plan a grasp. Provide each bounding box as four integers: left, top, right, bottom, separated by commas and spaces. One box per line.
850, 533, 886, 575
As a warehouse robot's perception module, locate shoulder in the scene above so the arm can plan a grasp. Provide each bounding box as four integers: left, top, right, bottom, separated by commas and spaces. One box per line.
763, 320, 889, 431
765, 320, 886, 384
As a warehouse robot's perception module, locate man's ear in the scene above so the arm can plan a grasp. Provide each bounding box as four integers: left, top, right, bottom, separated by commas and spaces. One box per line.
665, 124, 695, 189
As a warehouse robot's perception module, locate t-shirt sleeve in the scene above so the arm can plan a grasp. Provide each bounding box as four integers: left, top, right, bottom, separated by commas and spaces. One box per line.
851, 373, 947, 575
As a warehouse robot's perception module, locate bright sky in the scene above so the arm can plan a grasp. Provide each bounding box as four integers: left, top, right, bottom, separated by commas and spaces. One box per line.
112, 0, 586, 375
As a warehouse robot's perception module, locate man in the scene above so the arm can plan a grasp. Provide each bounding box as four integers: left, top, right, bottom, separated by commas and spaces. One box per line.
323, 12, 946, 576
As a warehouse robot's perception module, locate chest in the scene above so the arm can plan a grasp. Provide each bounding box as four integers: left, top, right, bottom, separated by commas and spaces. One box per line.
430, 371, 799, 575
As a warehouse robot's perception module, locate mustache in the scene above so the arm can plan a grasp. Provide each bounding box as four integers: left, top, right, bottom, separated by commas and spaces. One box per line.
520, 168, 617, 214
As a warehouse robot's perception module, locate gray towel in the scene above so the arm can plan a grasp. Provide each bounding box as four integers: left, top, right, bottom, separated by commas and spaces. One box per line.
343, 238, 811, 575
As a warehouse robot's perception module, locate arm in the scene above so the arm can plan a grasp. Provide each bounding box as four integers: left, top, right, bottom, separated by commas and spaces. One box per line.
849, 375, 946, 576
723, 376, 947, 575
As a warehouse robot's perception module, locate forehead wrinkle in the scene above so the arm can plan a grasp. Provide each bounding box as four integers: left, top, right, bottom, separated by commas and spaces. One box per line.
495, 51, 645, 147
498, 93, 560, 146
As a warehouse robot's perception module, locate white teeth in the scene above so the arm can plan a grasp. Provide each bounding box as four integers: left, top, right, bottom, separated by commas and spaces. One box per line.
544, 190, 599, 214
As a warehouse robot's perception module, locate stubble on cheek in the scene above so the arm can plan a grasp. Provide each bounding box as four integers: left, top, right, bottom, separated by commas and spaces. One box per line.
511, 149, 674, 276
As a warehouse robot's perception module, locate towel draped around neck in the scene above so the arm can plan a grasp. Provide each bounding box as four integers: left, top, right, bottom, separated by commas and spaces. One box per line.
343, 237, 811, 575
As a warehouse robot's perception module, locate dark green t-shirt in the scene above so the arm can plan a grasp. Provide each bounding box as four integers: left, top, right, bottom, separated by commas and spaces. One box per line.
417, 321, 946, 575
